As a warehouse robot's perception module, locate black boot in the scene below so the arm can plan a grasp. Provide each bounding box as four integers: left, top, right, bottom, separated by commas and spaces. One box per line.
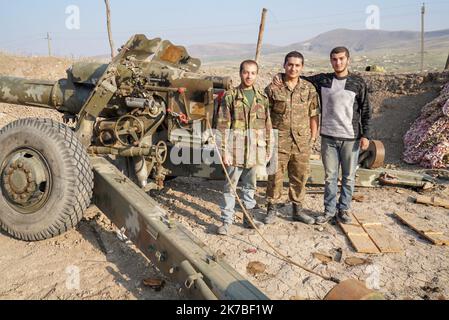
243, 214, 264, 229
264, 203, 278, 224
292, 204, 315, 225
337, 210, 353, 224
315, 212, 335, 225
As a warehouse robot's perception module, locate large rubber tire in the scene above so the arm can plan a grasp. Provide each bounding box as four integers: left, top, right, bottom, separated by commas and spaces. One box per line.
0, 118, 93, 241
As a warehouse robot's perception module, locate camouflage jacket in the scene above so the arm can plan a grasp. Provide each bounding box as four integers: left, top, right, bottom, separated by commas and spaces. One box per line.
216, 86, 272, 168
265, 78, 320, 147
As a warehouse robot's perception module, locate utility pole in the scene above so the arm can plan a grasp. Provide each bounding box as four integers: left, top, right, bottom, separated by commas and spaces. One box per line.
445, 52, 449, 70
104, 0, 116, 59
45, 32, 52, 57
255, 8, 268, 63
420, 3, 425, 73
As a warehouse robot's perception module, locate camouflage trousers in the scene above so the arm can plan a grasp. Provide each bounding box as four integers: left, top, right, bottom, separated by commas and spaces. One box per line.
266, 134, 310, 205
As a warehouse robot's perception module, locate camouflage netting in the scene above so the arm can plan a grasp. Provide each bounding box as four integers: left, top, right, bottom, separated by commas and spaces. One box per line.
403, 81, 449, 168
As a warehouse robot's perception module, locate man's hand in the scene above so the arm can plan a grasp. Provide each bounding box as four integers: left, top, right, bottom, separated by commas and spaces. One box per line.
272, 73, 283, 87
360, 137, 370, 151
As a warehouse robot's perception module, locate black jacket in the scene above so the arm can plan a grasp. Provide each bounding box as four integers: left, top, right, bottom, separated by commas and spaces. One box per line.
304, 73, 372, 140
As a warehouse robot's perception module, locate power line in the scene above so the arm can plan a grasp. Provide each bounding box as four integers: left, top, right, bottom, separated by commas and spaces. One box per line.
1, 1, 447, 46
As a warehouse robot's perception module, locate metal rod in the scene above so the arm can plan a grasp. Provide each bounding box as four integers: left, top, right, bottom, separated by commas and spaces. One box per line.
88, 146, 152, 157
143, 84, 184, 93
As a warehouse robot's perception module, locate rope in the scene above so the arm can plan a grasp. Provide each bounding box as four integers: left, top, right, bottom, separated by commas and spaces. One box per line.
207, 120, 340, 284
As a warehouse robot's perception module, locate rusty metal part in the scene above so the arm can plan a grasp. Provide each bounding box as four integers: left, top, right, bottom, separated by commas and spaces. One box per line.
155, 140, 168, 164
378, 171, 434, 189
89, 146, 152, 157
378, 172, 400, 185
324, 279, 384, 300
90, 156, 267, 300
202, 76, 232, 90
88, 143, 168, 160
154, 163, 167, 190
359, 140, 385, 169
114, 114, 145, 146
98, 129, 116, 146
0, 148, 51, 214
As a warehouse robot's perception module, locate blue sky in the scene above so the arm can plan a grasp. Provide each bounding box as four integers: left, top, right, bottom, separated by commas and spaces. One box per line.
0, 0, 448, 56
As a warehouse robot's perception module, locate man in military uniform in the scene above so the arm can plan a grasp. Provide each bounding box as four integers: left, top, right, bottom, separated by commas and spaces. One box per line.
215, 60, 272, 236
264, 51, 320, 225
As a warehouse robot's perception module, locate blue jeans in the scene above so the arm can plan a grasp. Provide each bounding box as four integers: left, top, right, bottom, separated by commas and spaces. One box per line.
321, 137, 360, 215
221, 166, 257, 224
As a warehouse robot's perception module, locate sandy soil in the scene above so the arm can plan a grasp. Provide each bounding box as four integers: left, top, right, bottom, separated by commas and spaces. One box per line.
0, 54, 448, 300
153, 178, 449, 300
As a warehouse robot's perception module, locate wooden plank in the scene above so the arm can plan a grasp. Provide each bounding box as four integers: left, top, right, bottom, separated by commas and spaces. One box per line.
339, 223, 367, 236
395, 211, 449, 246
353, 212, 402, 253
352, 212, 378, 225
426, 233, 449, 246
415, 195, 449, 209
363, 225, 402, 253
395, 211, 434, 233
339, 216, 380, 254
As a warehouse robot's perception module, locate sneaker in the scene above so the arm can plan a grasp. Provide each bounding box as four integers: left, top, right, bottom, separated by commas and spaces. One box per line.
217, 222, 230, 235
264, 203, 278, 224
337, 210, 353, 224
315, 212, 335, 225
292, 204, 315, 225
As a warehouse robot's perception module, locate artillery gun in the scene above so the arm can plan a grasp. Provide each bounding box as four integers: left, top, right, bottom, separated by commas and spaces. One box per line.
0, 34, 232, 239
0, 34, 268, 300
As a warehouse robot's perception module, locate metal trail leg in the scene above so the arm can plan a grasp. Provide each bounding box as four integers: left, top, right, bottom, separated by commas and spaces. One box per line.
90, 156, 268, 300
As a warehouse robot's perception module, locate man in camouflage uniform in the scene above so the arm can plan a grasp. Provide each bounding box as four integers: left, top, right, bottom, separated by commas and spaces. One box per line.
264, 51, 320, 225
216, 60, 272, 236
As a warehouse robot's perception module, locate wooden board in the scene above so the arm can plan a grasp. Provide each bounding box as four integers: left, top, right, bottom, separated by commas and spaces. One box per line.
353, 212, 402, 253
394, 211, 449, 246
338, 214, 380, 254
415, 195, 449, 209
363, 225, 402, 253
351, 211, 379, 225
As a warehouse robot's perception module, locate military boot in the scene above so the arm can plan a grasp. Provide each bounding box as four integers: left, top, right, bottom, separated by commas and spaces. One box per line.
337, 209, 353, 224
242, 214, 264, 229
315, 212, 335, 225
264, 203, 278, 224
292, 203, 315, 225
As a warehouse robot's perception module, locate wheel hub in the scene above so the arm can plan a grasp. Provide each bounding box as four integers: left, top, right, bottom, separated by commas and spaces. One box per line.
1, 149, 51, 213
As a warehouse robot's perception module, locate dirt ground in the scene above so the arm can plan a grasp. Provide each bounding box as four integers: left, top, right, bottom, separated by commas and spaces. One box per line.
0, 54, 448, 300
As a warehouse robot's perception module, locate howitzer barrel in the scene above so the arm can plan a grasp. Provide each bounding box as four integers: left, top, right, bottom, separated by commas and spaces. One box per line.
0, 76, 91, 114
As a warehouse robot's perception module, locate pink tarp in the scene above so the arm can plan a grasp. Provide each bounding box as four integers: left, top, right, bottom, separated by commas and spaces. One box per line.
403, 83, 449, 168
